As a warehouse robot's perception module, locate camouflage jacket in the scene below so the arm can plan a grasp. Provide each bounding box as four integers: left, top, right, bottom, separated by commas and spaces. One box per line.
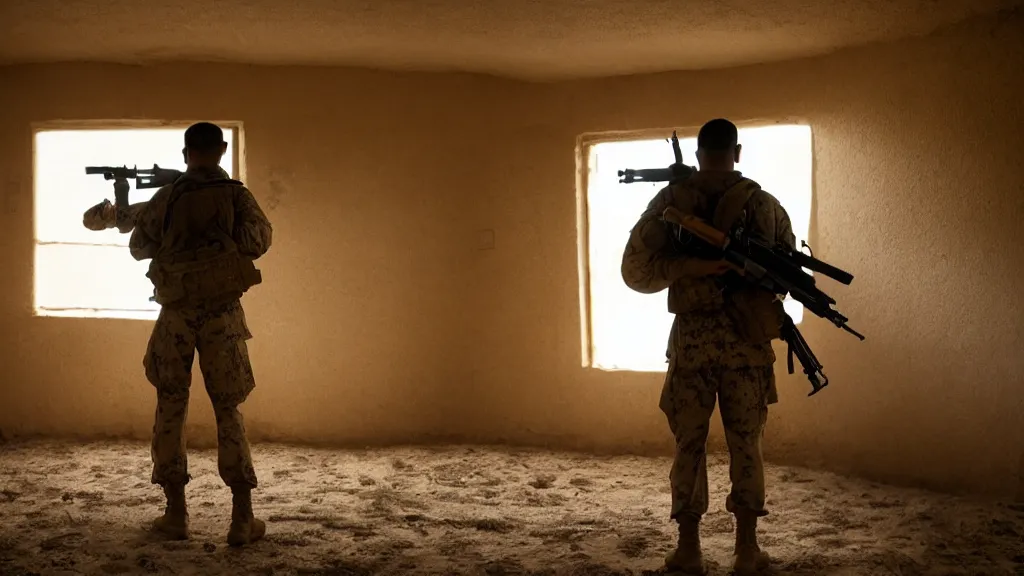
128, 165, 272, 264
621, 170, 796, 373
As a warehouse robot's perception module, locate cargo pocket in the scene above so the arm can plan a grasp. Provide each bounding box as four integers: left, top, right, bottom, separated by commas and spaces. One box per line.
198, 304, 256, 406
142, 312, 195, 400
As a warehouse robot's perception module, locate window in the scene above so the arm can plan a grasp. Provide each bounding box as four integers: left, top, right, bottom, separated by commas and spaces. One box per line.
33, 126, 238, 320
582, 124, 813, 372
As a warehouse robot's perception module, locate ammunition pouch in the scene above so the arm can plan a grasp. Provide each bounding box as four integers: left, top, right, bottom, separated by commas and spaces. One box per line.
148, 248, 262, 308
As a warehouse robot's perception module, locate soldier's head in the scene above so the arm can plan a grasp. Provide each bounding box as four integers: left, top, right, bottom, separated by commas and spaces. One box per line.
182, 122, 227, 169
696, 118, 741, 171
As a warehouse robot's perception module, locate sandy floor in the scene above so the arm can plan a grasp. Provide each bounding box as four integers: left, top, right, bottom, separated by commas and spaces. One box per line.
0, 440, 1022, 576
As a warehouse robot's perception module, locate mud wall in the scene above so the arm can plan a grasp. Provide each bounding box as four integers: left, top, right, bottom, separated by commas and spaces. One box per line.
0, 66, 510, 447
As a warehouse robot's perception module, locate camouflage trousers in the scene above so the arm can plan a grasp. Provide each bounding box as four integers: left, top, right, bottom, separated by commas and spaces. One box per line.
143, 299, 258, 490
659, 359, 774, 521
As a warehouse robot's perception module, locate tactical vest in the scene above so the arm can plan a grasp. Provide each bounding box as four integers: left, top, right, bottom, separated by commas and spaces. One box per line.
666, 177, 786, 344
146, 178, 263, 308
665, 177, 757, 314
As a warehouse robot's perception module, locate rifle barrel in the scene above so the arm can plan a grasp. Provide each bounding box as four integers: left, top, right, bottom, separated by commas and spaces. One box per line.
841, 324, 865, 340
788, 250, 854, 285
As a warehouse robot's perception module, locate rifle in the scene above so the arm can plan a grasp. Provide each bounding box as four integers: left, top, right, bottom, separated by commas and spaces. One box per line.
617, 131, 695, 184
662, 207, 864, 396
85, 165, 181, 233
85, 164, 182, 189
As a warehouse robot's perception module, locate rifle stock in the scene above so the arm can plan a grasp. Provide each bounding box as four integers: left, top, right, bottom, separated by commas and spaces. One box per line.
663, 207, 730, 250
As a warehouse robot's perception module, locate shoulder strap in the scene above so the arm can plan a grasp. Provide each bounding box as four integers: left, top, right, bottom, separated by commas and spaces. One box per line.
712, 178, 760, 233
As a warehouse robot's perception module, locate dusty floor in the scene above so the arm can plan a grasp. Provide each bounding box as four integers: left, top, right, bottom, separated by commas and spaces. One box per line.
0, 440, 1022, 576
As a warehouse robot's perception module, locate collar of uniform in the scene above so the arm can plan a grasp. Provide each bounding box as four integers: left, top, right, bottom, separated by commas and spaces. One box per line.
685, 170, 743, 193
690, 170, 743, 184
181, 165, 230, 183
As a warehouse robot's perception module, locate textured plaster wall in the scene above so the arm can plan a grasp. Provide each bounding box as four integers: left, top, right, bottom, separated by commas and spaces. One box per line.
0, 11, 1021, 498
455, 11, 1024, 498
0, 66, 502, 447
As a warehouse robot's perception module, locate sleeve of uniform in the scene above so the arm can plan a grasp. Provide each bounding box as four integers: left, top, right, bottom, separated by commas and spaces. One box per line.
748, 191, 797, 252
233, 186, 273, 258
114, 202, 149, 233
83, 200, 149, 231
128, 191, 166, 261
620, 187, 689, 294
82, 200, 113, 231
122, 202, 149, 229
773, 201, 797, 252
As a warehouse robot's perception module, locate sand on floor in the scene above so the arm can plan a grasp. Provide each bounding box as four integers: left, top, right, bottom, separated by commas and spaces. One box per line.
1, 439, 1022, 576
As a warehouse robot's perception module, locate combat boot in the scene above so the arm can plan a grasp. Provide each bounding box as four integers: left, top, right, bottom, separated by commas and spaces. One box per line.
733, 511, 770, 575
151, 484, 189, 540
226, 487, 266, 547
664, 515, 707, 575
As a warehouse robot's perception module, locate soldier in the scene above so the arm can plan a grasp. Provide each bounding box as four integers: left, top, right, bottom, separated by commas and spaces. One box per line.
83, 123, 272, 547
621, 119, 796, 575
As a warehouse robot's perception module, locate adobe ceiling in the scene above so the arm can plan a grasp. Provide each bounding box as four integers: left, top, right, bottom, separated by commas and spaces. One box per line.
0, 0, 1020, 81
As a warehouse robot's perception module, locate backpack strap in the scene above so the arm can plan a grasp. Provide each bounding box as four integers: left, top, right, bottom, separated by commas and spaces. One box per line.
712, 177, 760, 234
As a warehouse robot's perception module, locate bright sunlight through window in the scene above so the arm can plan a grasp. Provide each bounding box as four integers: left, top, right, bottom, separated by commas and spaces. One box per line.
33, 127, 236, 320
585, 124, 813, 372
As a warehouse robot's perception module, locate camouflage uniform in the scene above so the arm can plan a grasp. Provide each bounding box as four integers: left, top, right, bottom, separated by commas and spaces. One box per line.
128, 165, 272, 491
621, 170, 795, 522
82, 199, 147, 231
142, 299, 258, 488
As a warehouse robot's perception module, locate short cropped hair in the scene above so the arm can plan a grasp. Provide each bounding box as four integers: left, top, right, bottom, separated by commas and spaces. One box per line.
697, 119, 738, 151
184, 122, 225, 153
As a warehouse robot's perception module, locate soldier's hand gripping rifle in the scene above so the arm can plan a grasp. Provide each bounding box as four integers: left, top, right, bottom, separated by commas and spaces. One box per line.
617, 131, 696, 184
662, 206, 865, 396
85, 165, 182, 233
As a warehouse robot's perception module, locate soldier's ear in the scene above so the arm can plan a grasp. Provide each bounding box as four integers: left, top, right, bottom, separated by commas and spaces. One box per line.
734, 144, 742, 163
